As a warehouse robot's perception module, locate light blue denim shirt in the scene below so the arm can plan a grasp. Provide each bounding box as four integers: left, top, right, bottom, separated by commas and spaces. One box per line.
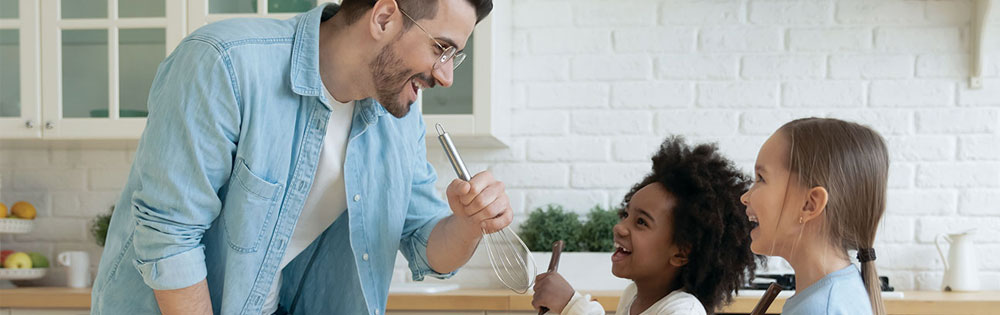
91, 4, 456, 314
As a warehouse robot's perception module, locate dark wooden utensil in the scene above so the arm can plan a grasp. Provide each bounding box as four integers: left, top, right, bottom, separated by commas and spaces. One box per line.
538, 240, 565, 315
749, 282, 783, 315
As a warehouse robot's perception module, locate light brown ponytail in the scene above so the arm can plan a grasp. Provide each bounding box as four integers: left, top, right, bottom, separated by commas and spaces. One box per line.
780, 118, 888, 315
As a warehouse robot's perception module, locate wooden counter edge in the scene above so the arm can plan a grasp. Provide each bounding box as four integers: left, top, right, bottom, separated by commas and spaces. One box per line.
2, 287, 998, 314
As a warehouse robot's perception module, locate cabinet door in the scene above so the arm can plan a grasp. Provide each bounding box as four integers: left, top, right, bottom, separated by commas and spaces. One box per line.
187, 0, 335, 32
421, 3, 510, 148
38, 0, 184, 139
0, 0, 42, 138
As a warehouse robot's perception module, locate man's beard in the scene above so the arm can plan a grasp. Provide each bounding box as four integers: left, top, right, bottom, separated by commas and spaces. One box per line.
369, 43, 434, 118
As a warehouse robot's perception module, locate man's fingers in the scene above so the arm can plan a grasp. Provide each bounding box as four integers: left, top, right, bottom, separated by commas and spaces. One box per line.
446, 179, 470, 211
461, 171, 496, 205
481, 205, 512, 233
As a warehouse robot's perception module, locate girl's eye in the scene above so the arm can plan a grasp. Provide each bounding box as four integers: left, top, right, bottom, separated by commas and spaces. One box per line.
756, 173, 765, 183
618, 210, 628, 219
637, 218, 647, 227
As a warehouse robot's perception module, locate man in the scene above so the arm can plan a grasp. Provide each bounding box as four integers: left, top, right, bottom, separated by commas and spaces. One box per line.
91, 0, 503, 314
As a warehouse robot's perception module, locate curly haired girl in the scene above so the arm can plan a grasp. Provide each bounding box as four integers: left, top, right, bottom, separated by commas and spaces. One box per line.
531, 136, 758, 315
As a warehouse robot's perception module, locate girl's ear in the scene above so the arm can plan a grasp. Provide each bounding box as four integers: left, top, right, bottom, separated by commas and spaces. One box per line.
670, 245, 690, 267
800, 186, 828, 224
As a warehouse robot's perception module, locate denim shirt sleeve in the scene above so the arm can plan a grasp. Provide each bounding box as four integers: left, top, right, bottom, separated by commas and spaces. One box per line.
129, 37, 241, 290
398, 113, 458, 281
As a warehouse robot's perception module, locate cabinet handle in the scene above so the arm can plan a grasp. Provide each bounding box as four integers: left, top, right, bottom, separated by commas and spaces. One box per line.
25, 120, 34, 129
45, 121, 54, 130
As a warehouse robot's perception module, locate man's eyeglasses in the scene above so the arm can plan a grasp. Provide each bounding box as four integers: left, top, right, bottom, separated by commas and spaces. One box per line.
398, 8, 467, 70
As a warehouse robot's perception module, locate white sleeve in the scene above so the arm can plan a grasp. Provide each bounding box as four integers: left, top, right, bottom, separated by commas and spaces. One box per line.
650, 291, 707, 315
559, 291, 606, 315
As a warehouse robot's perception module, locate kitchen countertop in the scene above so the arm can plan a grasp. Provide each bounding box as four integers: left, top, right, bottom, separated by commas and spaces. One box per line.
1, 287, 998, 314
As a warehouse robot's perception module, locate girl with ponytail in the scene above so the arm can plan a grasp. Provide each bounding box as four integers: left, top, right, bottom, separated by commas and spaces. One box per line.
741, 118, 887, 315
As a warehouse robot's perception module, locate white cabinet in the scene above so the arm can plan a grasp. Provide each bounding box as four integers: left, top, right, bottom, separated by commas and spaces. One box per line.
0, 0, 41, 138
0, 0, 184, 139
187, 0, 336, 31
0, 0, 509, 146
422, 1, 510, 148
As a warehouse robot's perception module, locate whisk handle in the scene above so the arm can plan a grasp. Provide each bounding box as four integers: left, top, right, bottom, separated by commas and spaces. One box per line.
539, 240, 566, 315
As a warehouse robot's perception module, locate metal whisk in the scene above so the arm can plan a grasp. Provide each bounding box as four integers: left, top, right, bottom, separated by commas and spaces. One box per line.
436, 123, 538, 294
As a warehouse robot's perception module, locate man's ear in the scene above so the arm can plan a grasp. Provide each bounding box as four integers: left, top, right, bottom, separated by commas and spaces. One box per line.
368, 0, 400, 41
800, 186, 828, 224
669, 245, 690, 267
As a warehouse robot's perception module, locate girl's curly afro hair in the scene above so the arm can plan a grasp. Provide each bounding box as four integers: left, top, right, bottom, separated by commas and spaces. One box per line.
621, 136, 759, 314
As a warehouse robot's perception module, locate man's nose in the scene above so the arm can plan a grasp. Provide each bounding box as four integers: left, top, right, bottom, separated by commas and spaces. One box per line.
433, 62, 454, 87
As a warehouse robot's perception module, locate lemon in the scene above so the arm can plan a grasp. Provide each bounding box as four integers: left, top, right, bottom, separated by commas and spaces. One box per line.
11, 201, 36, 220
0, 202, 7, 218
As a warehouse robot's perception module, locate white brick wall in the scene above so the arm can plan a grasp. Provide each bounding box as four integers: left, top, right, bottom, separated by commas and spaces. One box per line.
2, 0, 998, 291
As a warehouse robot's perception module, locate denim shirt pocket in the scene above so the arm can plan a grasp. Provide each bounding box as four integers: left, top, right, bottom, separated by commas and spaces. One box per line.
222, 158, 283, 253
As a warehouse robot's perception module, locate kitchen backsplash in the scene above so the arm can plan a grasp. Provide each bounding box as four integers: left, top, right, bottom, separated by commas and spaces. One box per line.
3, 0, 1000, 290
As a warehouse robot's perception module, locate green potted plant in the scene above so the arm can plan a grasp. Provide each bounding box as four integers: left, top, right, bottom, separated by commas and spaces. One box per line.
518, 204, 630, 291
90, 206, 113, 247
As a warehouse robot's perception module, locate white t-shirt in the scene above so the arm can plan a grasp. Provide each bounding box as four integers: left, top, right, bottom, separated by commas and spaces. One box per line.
561, 283, 706, 315
261, 87, 354, 314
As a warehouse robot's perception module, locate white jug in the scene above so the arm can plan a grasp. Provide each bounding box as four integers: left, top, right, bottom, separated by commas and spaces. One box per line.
935, 230, 979, 292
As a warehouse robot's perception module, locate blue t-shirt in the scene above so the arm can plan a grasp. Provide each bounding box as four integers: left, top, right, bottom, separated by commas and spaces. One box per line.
782, 265, 874, 315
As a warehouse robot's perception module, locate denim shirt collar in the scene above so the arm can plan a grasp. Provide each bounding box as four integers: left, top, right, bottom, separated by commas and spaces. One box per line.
290, 3, 388, 119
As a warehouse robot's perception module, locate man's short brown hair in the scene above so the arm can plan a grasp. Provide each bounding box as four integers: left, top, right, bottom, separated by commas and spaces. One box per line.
339, 0, 493, 28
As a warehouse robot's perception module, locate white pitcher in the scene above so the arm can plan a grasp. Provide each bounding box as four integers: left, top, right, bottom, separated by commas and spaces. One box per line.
935, 230, 979, 292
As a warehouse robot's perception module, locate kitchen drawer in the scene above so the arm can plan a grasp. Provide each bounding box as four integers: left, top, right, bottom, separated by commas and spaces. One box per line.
387, 312, 485, 315
9, 309, 89, 315
485, 313, 615, 315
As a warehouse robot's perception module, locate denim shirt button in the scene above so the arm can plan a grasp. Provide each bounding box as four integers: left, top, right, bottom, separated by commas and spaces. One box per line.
362, 253, 369, 261
374, 309, 379, 315
353, 194, 361, 202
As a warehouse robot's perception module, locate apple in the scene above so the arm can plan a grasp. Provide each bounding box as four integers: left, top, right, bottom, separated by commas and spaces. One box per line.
28, 252, 49, 268
0, 250, 13, 265
3, 252, 32, 269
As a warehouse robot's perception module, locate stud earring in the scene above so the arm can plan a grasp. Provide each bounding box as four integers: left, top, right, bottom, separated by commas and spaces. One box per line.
799, 217, 804, 224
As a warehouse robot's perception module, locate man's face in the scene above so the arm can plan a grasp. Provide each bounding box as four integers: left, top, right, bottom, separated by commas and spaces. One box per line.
370, 0, 477, 118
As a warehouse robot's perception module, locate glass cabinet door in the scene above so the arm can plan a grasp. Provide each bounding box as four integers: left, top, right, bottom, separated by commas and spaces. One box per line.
39, 0, 183, 139
421, 34, 474, 115
190, 0, 328, 31
0, 0, 41, 138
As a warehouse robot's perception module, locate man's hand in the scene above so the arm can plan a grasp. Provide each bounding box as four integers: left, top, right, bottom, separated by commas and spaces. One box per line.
532, 271, 575, 314
445, 170, 513, 235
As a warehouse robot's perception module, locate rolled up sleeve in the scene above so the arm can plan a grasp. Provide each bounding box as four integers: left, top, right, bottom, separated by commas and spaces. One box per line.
398, 113, 457, 281
129, 37, 241, 290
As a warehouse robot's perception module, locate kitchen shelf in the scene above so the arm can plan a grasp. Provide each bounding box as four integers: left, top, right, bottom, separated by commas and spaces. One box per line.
0, 268, 47, 281
0, 218, 46, 282
0, 218, 34, 234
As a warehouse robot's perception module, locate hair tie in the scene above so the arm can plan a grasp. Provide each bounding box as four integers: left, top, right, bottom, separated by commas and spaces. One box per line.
857, 248, 876, 263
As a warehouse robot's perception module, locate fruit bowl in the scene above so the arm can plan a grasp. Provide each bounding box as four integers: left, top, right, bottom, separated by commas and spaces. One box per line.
0, 268, 47, 280
0, 218, 34, 234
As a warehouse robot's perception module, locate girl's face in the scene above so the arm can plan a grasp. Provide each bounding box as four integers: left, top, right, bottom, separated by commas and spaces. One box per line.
611, 183, 686, 280
741, 131, 809, 257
